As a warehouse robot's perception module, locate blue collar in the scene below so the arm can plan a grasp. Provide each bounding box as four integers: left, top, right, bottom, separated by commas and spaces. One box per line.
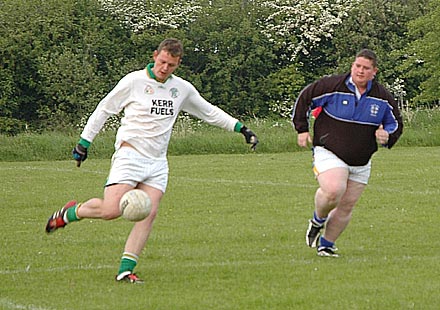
346, 75, 373, 98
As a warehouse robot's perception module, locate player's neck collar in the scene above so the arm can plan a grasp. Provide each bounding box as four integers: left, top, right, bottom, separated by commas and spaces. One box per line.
146, 63, 171, 83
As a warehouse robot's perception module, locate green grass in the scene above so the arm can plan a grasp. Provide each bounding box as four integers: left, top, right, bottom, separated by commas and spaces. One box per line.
1, 147, 439, 309
2, 108, 440, 161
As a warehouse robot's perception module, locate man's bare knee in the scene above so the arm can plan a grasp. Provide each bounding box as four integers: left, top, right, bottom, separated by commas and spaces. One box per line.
319, 186, 346, 205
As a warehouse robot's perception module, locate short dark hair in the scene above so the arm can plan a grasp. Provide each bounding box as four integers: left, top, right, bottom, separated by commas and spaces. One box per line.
356, 49, 378, 67
157, 38, 184, 58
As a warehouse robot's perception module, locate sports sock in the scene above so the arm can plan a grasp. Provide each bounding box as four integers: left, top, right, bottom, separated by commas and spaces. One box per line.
118, 252, 139, 274
313, 211, 327, 226
320, 236, 335, 248
65, 203, 82, 223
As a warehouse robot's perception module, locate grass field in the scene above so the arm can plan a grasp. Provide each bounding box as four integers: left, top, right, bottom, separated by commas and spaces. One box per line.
1, 147, 439, 309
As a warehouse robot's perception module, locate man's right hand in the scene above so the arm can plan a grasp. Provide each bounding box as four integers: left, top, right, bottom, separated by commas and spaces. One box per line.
72, 143, 88, 167
297, 132, 312, 148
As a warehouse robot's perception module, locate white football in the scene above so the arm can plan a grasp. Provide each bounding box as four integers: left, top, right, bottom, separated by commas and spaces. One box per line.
119, 189, 151, 222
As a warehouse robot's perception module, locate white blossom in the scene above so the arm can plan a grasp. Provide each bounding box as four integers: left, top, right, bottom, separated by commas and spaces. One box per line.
260, 0, 360, 60
98, 0, 202, 32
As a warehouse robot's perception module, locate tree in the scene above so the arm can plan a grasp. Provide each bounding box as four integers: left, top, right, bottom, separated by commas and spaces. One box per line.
98, 0, 202, 32
331, 0, 429, 105
403, 0, 440, 104
1, 0, 436, 134
259, 0, 360, 61
182, 1, 278, 116
0, 0, 135, 132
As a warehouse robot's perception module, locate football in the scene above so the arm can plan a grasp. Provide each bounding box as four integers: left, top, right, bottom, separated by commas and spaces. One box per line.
119, 189, 152, 222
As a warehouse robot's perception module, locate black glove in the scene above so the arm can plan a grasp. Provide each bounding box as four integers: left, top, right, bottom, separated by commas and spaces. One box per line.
72, 143, 88, 167
240, 126, 258, 151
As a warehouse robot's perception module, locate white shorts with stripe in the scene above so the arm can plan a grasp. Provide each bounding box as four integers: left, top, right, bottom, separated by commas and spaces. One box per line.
312, 146, 371, 185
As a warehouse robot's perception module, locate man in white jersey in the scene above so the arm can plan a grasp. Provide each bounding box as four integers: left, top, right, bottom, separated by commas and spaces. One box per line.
44, 38, 258, 283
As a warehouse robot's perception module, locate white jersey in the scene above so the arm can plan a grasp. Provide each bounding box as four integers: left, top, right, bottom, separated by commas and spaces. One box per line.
81, 69, 238, 159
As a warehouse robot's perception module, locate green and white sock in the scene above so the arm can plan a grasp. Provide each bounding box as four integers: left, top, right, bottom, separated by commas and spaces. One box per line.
118, 252, 139, 275
64, 203, 82, 223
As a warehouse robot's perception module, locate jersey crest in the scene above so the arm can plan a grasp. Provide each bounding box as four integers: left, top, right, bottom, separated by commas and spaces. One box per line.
170, 88, 179, 99
370, 104, 380, 117
144, 84, 154, 95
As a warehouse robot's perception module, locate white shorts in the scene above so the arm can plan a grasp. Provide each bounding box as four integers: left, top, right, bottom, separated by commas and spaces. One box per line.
106, 147, 169, 192
312, 146, 371, 184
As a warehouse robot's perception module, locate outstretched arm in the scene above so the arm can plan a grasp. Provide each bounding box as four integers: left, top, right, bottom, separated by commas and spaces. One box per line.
235, 122, 258, 151
183, 85, 259, 150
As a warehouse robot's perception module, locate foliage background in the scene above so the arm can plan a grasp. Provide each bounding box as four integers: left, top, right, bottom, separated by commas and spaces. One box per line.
1, 0, 439, 135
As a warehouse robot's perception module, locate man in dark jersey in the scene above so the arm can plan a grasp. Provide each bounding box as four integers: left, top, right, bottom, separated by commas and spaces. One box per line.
292, 49, 403, 257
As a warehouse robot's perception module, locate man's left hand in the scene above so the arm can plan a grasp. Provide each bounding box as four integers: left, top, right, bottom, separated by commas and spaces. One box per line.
240, 126, 259, 151
375, 125, 389, 145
